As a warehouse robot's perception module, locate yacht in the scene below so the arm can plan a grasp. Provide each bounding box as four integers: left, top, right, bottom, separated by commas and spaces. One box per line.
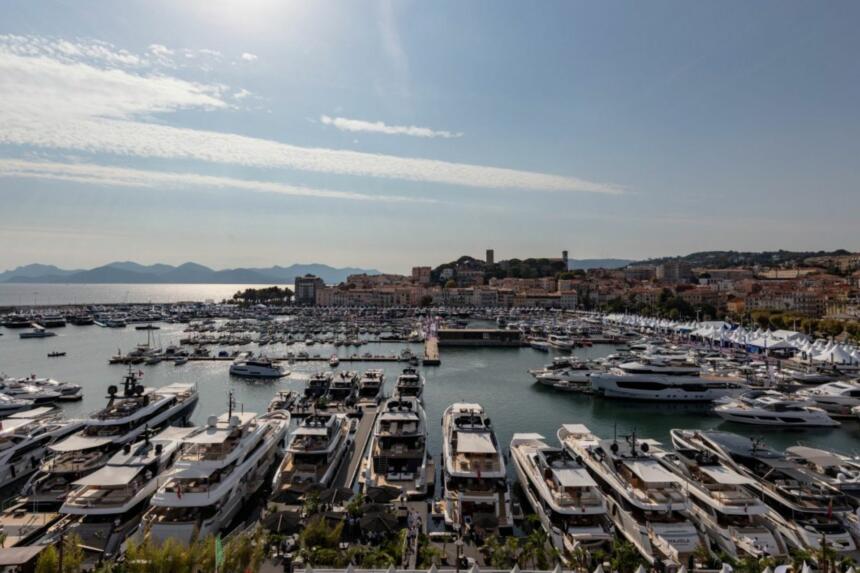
267, 391, 298, 413
651, 443, 788, 559
0, 393, 35, 417
548, 334, 574, 351
229, 357, 286, 379
11, 376, 83, 401
0, 408, 84, 489
358, 369, 385, 404
796, 381, 860, 418
0, 379, 62, 405
714, 391, 838, 427
20, 328, 57, 339
557, 424, 705, 568
671, 429, 857, 555
784, 446, 860, 501
272, 413, 351, 496
590, 359, 748, 402
25, 371, 198, 508
394, 367, 424, 400
57, 426, 195, 558
364, 396, 429, 499
510, 433, 612, 558
329, 355, 340, 368
326, 371, 358, 406
144, 409, 290, 543
441, 403, 511, 531
305, 372, 333, 399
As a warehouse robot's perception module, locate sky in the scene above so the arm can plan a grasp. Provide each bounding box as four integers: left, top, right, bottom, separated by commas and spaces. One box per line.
1, 0, 858, 274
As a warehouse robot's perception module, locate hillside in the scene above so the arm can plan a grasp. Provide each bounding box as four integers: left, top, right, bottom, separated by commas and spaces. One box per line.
637, 250, 853, 269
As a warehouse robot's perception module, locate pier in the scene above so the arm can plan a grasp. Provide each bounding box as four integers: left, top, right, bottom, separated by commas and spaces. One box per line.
423, 336, 440, 365
334, 406, 378, 489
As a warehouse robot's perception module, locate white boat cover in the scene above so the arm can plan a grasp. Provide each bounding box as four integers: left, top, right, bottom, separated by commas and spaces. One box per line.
456, 431, 497, 454
786, 446, 843, 468
50, 434, 113, 452
623, 460, 681, 484
9, 407, 55, 419
554, 467, 596, 487
73, 465, 142, 486
699, 465, 753, 485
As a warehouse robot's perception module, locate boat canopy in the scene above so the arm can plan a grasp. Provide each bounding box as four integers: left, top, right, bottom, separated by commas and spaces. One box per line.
554, 467, 596, 487
50, 435, 113, 452
456, 431, 496, 454
786, 446, 843, 468
9, 407, 55, 419
73, 465, 142, 487
699, 465, 753, 485
623, 460, 681, 484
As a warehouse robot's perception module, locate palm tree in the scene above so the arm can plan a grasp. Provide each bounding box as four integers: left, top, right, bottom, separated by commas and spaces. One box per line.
608, 540, 646, 573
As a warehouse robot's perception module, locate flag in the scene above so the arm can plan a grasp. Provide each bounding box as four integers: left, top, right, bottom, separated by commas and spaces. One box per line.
215, 535, 224, 570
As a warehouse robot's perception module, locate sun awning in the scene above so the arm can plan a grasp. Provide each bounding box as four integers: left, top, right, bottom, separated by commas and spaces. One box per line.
623, 460, 681, 484
699, 465, 753, 485
173, 466, 218, 479
186, 429, 231, 444
553, 467, 596, 488
786, 446, 843, 468
73, 465, 142, 487
456, 431, 497, 454
50, 435, 113, 452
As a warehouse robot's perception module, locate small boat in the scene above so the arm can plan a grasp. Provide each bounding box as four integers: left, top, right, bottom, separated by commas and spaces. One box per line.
48, 351, 67, 358
20, 328, 57, 339
135, 324, 161, 331
329, 354, 340, 367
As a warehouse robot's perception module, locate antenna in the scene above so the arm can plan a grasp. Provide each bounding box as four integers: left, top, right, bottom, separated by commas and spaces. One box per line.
228, 390, 235, 420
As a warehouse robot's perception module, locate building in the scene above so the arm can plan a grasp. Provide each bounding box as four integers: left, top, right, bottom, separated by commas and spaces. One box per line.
625, 265, 656, 282
411, 266, 432, 285
486, 249, 495, 266
656, 260, 694, 284
294, 274, 325, 305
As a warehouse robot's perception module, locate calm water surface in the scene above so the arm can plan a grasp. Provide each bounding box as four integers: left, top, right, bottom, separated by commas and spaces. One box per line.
0, 283, 290, 306
2, 321, 858, 464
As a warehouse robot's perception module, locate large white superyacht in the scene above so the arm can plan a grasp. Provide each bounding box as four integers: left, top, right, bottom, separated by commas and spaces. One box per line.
590, 357, 748, 402
143, 407, 290, 543
441, 403, 511, 531
558, 424, 706, 568
671, 429, 858, 556
0, 408, 84, 489
364, 396, 429, 499
510, 432, 612, 558
271, 413, 352, 496
54, 426, 195, 558
651, 442, 788, 559
25, 371, 198, 507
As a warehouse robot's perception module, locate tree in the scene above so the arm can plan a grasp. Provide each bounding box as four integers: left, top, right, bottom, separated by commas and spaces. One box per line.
35, 546, 58, 573
608, 540, 646, 573
419, 295, 434, 307
444, 279, 456, 288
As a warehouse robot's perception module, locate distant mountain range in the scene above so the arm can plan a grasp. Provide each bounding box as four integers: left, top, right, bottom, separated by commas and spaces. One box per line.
567, 258, 633, 270
0, 262, 380, 285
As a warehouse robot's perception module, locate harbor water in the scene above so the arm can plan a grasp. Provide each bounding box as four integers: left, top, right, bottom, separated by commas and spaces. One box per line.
2, 319, 858, 468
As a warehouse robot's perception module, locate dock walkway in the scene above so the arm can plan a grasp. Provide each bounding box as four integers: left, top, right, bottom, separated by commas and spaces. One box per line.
333, 406, 378, 489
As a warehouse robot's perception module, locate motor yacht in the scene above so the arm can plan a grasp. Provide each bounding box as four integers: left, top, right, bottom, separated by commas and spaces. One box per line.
326, 371, 358, 407
796, 381, 860, 418
305, 372, 333, 399
394, 367, 424, 400
144, 409, 290, 543
272, 413, 351, 496
785, 446, 860, 501
329, 355, 340, 368
441, 403, 511, 531
229, 357, 286, 379
0, 379, 62, 405
0, 408, 84, 489
651, 443, 788, 559
590, 359, 748, 402
714, 391, 838, 427
548, 334, 574, 351
557, 424, 705, 568
510, 433, 611, 558
0, 393, 35, 417
671, 429, 857, 555
56, 426, 195, 558
25, 371, 198, 508
10, 375, 83, 401
358, 369, 385, 404
364, 396, 429, 499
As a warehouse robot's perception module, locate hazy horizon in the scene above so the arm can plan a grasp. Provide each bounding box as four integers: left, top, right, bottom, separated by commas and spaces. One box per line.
2, 1, 859, 272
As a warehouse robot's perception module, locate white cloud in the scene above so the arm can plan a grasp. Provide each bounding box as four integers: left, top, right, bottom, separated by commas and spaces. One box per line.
0, 37, 623, 195
321, 114, 463, 139
148, 43, 173, 57
240, 52, 258, 62
0, 159, 432, 204
233, 88, 253, 100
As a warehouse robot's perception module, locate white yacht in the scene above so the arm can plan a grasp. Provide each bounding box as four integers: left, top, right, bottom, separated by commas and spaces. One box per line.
796, 381, 860, 418
25, 371, 198, 507
441, 403, 511, 531
671, 429, 857, 556
357, 369, 385, 404
0, 408, 84, 489
558, 424, 705, 568
57, 426, 195, 558
364, 396, 429, 499
144, 409, 290, 543
0, 379, 62, 405
326, 371, 359, 406
229, 357, 286, 379
590, 359, 748, 402
784, 446, 860, 501
272, 413, 351, 496
548, 334, 574, 351
714, 391, 838, 427
0, 393, 35, 417
8, 376, 83, 401
652, 443, 788, 559
394, 367, 424, 400
510, 433, 612, 558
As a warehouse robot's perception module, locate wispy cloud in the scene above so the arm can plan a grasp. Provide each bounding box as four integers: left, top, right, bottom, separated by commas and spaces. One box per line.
0, 159, 433, 204
0, 35, 623, 195
240, 52, 258, 62
320, 115, 463, 139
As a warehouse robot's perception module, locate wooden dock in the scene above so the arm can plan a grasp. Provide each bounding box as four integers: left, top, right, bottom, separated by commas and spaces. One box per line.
423, 336, 440, 365
333, 406, 378, 489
